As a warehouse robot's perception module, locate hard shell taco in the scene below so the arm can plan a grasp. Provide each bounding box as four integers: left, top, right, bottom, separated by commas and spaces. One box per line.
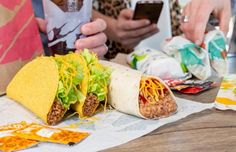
72, 50, 111, 118
6, 50, 110, 125
6, 53, 88, 125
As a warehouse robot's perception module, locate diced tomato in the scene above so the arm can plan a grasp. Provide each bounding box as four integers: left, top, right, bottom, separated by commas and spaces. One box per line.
139, 94, 147, 104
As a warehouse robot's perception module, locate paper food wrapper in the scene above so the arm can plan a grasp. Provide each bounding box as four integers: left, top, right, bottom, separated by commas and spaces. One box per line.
127, 48, 191, 80
203, 30, 228, 76
162, 30, 227, 80
0, 1, 43, 95
43, 0, 92, 55
162, 36, 211, 80
215, 74, 236, 110
13, 123, 89, 145
0, 122, 38, 152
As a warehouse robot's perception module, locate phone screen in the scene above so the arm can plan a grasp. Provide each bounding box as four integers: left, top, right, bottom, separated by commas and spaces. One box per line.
133, 1, 164, 24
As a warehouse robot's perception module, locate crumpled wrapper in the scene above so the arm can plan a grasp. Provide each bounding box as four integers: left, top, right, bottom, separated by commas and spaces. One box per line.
162, 36, 211, 80
162, 30, 227, 80
127, 48, 191, 80
203, 30, 228, 76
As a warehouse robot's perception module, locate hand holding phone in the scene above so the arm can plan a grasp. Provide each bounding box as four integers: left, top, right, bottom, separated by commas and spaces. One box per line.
133, 0, 164, 24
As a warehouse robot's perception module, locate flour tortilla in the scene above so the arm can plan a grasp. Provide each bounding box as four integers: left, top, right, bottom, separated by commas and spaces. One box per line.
100, 60, 176, 118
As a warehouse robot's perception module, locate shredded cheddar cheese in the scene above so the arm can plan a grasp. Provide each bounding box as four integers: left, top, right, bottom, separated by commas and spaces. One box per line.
55, 57, 78, 96
139, 77, 166, 104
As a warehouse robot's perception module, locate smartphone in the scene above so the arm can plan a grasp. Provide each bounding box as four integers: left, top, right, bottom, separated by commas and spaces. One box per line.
133, 0, 164, 24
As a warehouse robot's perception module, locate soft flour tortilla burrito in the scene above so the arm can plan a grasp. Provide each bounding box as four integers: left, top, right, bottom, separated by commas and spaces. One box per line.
7, 53, 88, 125
100, 61, 177, 119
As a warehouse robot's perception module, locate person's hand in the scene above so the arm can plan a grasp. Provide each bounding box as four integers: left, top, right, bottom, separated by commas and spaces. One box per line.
35, 17, 107, 57
75, 18, 107, 57
109, 9, 159, 49
180, 0, 231, 45
36, 18, 46, 33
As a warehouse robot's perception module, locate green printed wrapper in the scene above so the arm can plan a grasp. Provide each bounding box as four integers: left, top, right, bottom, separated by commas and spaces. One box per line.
127, 48, 190, 80
162, 30, 227, 80
203, 30, 228, 76
163, 36, 211, 80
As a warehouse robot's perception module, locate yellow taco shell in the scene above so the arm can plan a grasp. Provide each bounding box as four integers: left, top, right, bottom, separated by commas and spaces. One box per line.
6, 57, 59, 123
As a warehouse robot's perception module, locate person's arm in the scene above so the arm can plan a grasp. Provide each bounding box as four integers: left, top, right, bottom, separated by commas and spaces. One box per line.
92, 10, 119, 43
93, 9, 158, 49
180, 0, 231, 45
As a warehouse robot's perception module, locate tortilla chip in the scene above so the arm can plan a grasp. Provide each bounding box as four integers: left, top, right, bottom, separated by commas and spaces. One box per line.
6, 57, 59, 123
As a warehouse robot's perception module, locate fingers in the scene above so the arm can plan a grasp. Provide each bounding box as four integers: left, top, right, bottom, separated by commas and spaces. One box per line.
75, 32, 107, 49
90, 45, 108, 57
81, 18, 107, 36
181, 0, 212, 45
114, 8, 158, 48
121, 28, 159, 48
79, 18, 107, 57
219, 13, 230, 35
139, 28, 159, 41
119, 9, 134, 20
76, 45, 108, 58
118, 9, 150, 30
119, 24, 157, 39
36, 18, 46, 33
119, 19, 150, 30
219, 6, 231, 35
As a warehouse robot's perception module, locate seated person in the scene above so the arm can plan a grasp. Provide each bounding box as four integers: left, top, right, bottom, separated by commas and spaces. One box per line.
93, 0, 232, 59
93, 0, 159, 59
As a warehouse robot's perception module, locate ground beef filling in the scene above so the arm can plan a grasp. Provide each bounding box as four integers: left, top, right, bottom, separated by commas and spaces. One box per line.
82, 93, 99, 117
139, 92, 177, 119
47, 100, 67, 125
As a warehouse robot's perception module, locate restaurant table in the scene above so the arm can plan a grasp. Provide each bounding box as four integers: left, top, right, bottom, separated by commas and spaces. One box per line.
103, 53, 236, 152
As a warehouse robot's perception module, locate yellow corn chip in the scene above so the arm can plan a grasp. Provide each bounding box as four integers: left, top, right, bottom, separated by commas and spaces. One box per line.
13, 123, 89, 145
0, 122, 38, 152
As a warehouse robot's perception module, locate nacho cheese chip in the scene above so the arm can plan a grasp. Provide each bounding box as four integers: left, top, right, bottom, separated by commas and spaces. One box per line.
0, 122, 38, 152
13, 123, 89, 145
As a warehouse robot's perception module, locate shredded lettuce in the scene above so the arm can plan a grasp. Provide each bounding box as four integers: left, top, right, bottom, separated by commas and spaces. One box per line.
52, 50, 110, 109
81, 49, 111, 101
54, 56, 85, 109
